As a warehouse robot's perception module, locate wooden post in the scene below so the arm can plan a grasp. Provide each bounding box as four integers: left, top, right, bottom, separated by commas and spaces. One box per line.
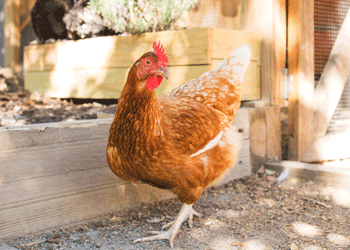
20, 0, 37, 30
287, 0, 314, 160
250, 106, 281, 171
4, 0, 21, 71
313, 9, 350, 137
244, 0, 286, 105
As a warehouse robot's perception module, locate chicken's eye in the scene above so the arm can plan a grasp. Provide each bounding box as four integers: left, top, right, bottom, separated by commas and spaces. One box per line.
145, 59, 151, 66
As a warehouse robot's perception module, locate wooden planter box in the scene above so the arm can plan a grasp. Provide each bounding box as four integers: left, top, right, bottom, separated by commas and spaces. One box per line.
24, 28, 261, 100
0, 108, 250, 239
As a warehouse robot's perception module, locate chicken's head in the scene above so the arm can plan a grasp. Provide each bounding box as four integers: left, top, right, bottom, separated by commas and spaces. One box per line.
135, 41, 169, 91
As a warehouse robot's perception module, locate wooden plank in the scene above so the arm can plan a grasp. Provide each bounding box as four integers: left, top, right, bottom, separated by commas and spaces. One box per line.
301, 132, 350, 162
24, 28, 261, 100
249, 106, 281, 170
214, 138, 251, 186
23, 28, 260, 71
20, 0, 36, 30
4, 0, 21, 71
265, 161, 350, 187
211, 29, 261, 63
244, 0, 286, 105
24, 28, 212, 71
287, 0, 315, 160
313, 9, 350, 137
1, 177, 175, 239
250, 108, 267, 170
0, 109, 251, 239
24, 63, 260, 100
0, 119, 112, 182
231, 108, 250, 140
266, 106, 281, 160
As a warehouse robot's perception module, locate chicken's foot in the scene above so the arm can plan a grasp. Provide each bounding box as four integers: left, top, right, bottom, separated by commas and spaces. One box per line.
134, 203, 201, 248
162, 206, 201, 230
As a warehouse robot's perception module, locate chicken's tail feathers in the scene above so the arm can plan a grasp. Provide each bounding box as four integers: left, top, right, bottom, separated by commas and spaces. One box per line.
213, 44, 251, 83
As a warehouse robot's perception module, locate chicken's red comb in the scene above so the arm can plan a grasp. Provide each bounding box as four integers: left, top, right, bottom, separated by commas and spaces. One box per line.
152, 41, 168, 68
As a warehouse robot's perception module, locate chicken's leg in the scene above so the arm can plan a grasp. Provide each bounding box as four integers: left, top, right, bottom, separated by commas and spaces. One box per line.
134, 203, 201, 248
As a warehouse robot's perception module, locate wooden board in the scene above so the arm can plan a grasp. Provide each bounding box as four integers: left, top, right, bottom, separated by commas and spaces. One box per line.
0, 108, 251, 239
24, 28, 261, 101
265, 161, 350, 187
313, 9, 350, 137
287, 0, 315, 160
4, 0, 21, 71
211, 29, 261, 63
24, 28, 212, 71
250, 108, 267, 168
266, 106, 281, 160
250, 106, 281, 171
24, 61, 260, 100
301, 131, 350, 162
20, 0, 36, 30
244, 0, 286, 105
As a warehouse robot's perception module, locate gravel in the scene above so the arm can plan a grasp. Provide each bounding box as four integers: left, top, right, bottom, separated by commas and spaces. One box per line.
2, 173, 350, 250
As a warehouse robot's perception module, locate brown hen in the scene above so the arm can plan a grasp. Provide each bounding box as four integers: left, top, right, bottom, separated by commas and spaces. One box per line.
107, 41, 251, 247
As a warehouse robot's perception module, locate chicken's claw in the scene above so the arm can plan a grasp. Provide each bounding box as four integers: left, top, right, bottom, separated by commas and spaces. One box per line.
162, 207, 202, 230
134, 204, 200, 248
134, 227, 177, 248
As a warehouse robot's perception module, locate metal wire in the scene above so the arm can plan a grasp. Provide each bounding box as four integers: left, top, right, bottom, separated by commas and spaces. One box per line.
314, 0, 350, 134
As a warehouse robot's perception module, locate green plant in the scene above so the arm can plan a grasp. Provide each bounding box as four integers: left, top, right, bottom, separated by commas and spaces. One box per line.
88, 0, 198, 34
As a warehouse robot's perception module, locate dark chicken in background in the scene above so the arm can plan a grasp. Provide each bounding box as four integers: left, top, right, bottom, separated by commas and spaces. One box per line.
107, 41, 251, 247
31, 0, 118, 43
31, 0, 74, 43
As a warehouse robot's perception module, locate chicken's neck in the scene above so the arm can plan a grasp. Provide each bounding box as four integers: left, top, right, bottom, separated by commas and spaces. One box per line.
110, 77, 162, 154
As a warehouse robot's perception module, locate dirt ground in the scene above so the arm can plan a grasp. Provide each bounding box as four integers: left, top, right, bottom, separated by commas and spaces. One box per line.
2, 172, 350, 250
0, 68, 117, 127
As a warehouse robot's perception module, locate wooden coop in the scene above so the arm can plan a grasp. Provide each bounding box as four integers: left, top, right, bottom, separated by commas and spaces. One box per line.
1, 0, 350, 239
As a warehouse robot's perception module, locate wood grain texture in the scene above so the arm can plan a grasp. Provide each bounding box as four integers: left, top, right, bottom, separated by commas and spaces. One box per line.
313, 9, 350, 137
302, 132, 350, 162
266, 106, 281, 160
249, 106, 281, 170
25, 61, 260, 100
19, 0, 36, 30
250, 108, 267, 170
24, 28, 261, 100
24, 28, 211, 71
266, 161, 350, 187
244, 0, 286, 105
4, 0, 21, 71
0, 109, 251, 239
210, 29, 261, 63
287, 0, 315, 160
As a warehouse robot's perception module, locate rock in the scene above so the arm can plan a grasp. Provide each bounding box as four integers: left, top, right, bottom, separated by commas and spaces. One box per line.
30, 91, 42, 102
265, 169, 276, 176
0, 78, 7, 91
290, 242, 299, 250
92, 102, 103, 108
0, 68, 14, 79
257, 165, 265, 174
267, 176, 277, 183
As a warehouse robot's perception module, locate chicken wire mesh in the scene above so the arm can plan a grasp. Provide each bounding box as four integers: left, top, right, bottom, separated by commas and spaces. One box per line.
314, 0, 350, 134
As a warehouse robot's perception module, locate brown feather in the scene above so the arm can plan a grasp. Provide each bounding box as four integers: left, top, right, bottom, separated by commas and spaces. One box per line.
107, 45, 250, 204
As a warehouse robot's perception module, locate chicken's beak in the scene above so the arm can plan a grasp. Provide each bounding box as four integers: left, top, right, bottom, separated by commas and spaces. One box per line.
157, 66, 169, 80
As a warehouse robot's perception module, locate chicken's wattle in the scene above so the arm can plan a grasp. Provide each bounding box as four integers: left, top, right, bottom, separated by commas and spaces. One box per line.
146, 74, 163, 90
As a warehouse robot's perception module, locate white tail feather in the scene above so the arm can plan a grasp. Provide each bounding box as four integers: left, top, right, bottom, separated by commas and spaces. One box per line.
214, 44, 252, 83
